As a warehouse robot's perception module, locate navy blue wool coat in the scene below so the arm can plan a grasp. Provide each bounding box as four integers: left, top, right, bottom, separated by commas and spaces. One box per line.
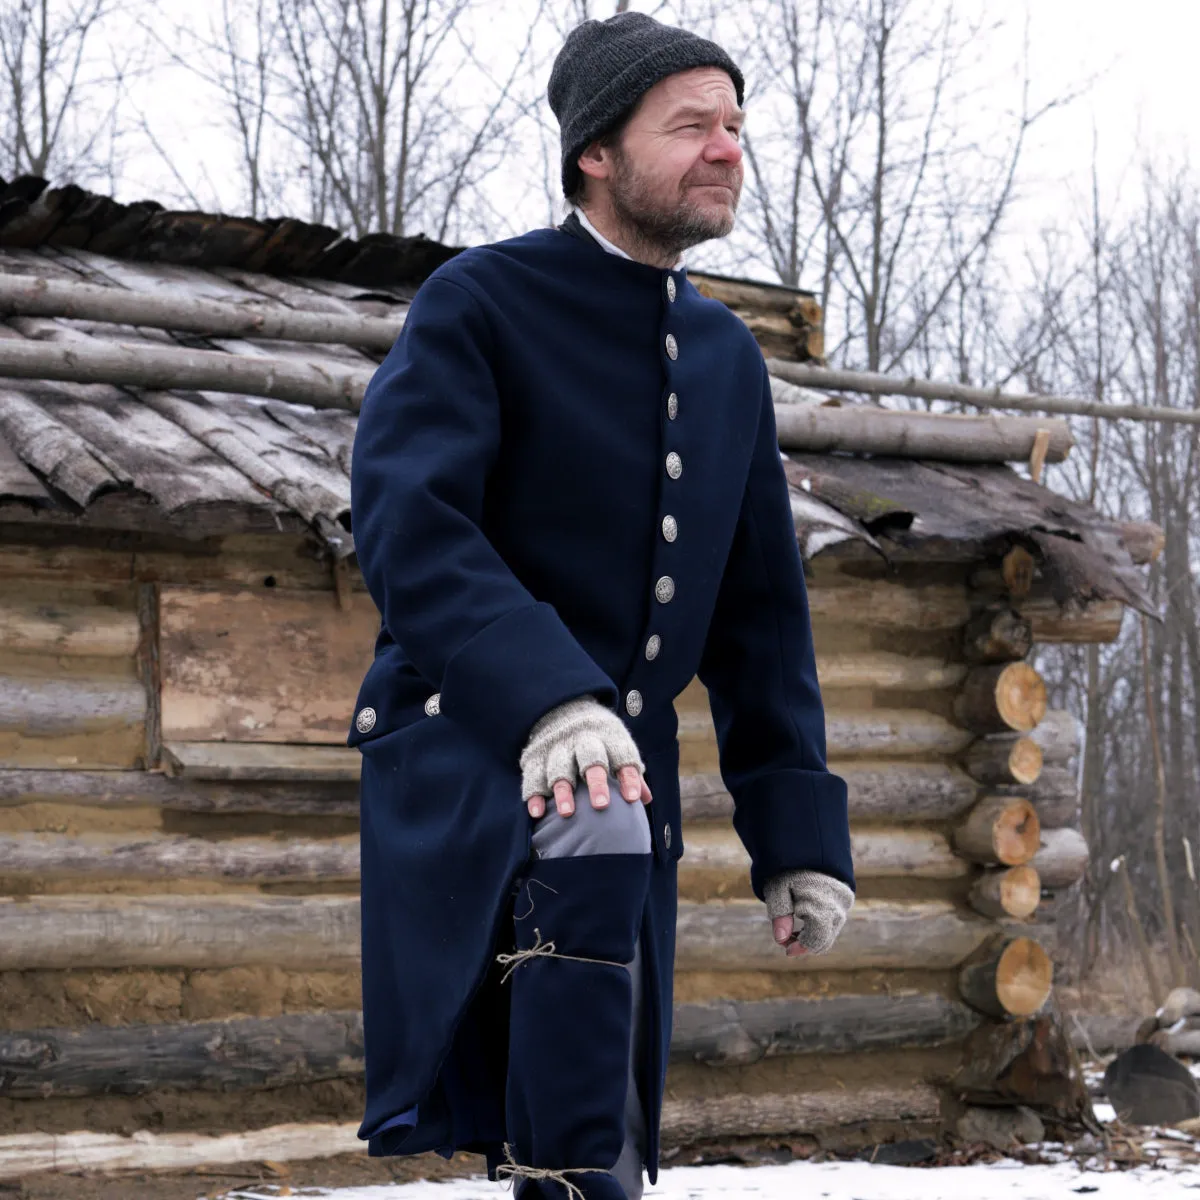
348, 221, 854, 1178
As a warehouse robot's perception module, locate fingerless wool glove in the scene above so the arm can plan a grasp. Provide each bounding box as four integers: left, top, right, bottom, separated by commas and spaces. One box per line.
519, 696, 644, 802
763, 870, 855, 955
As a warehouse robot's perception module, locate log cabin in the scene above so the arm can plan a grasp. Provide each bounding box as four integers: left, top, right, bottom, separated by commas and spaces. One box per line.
0, 177, 1158, 1176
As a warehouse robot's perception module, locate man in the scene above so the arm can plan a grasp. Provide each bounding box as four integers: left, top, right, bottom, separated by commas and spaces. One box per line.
349, 12, 855, 1199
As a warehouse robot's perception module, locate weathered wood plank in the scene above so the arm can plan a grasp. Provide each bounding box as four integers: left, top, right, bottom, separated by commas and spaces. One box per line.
0, 675, 145, 736
816, 651, 966, 692
162, 741, 361, 782
0, 592, 138, 657
159, 587, 374, 744
807, 581, 970, 630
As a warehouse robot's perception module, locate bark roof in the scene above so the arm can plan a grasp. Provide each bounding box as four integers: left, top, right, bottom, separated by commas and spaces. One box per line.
0, 176, 1154, 613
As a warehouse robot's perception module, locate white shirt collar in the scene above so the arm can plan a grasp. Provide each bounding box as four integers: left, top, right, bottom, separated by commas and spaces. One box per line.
574, 207, 683, 270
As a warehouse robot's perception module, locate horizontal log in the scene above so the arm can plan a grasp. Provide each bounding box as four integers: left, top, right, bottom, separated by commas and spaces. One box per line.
816, 651, 966, 691
0, 1011, 365, 1098
681, 825, 968, 881
0, 272, 404, 350
0, 768, 359, 816
1024, 764, 1081, 829
0, 335, 369, 410
953, 795, 1041, 866
661, 1084, 942, 1143
1029, 709, 1082, 764
1031, 827, 1089, 888
680, 761, 978, 824
807, 581, 970, 630
0, 895, 997, 972
0, 595, 138, 657
0, 833, 359, 882
678, 708, 975, 761
671, 993, 981, 1065
691, 272, 819, 318
772, 401, 1074, 464
0, 895, 361, 970
1020, 596, 1125, 644
163, 740, 360, 782
675, 899, 995, 972
0, 1122, 363, 1180
767, 357, 1200, 429
963, 735, 1043, 787
0, 674, 145, 735
954, 663, 1048, 734
0, 994, 979, 1099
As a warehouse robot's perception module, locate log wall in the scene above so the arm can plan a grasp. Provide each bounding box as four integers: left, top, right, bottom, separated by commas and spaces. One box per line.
0, 532, 1095, 1152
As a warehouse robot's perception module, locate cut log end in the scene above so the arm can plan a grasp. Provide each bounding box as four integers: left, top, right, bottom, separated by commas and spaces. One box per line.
956, 662, 1048, 734
955, 795, 1041, 866
959, 936, 1053, 1018
963, 734, 1044, 787
1007, 738, 1045, 785
969, 865, 1041, 920
963, 607, 1034, 664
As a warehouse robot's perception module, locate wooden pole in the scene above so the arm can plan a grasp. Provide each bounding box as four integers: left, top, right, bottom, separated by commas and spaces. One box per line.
953, 795, 1041, 866
767, 357, 1200, 427
0, 337, 370, 409
954, 663, 1048, 733
968, 865, 1042, 920
0, 273, 404, 350
773, 402, 1074, 464
958, 936, 1053, 1017
1020, 596, 1125, 644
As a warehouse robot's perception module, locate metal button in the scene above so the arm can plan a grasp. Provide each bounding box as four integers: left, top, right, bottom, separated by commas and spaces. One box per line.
355, 706, 377, 734
665, 452, 682, 480
655, 575, 675, 604
667, 276, 677, 302
665, 333, 678, 360
424, 693, 441, 716
645, 634, 661, 661
662, 515, 678, 542
667, 392, 678, 420
663, 822, 673, 849
625, 689, 643, 717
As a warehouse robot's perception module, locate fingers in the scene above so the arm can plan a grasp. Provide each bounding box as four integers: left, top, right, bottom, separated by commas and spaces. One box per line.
785, 941, 809, 957
526, 794, 546, 819
616, 765, 643, 803
552, 777, 575, 816
584, 763, 610, 809
639, 773, 654, 805
772, 914, 794, 945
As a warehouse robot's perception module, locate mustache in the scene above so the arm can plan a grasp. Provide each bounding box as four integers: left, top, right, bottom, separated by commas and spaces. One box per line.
683, 169, 742, 191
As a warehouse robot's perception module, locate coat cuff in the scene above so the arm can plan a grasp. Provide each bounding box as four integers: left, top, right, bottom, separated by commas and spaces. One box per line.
440, 602, 618, 766
731, 769, 855, 899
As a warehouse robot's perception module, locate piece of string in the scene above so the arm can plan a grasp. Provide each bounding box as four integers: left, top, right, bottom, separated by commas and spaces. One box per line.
514, 877, 559, 921
495, 928, 628, 985
496, 1140, 609, 1200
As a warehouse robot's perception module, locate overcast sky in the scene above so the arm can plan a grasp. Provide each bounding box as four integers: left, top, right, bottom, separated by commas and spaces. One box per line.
117, 0, 1200, 255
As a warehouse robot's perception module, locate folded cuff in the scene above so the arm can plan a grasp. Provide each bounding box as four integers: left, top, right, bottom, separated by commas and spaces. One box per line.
731, 768, 855, 899
440, 602, 618, 766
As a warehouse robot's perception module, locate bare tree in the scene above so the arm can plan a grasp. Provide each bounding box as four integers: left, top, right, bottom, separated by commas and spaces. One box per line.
0, 0, 141, 186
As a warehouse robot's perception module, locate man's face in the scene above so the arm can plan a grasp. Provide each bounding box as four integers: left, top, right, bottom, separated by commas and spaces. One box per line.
592, 67, 744, 253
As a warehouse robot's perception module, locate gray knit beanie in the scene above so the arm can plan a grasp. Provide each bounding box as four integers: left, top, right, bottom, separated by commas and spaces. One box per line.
548, 12, 744, 199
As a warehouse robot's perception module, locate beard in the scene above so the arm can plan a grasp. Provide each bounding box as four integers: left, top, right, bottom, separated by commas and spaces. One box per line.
607, 145, 741, 262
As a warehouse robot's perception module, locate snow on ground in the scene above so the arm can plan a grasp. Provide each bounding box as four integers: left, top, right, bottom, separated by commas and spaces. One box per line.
218, 1156, 1200, 1200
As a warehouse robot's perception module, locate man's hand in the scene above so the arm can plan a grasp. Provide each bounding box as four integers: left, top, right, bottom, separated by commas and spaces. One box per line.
763, 870, 854, 957
520, 696, 653, 818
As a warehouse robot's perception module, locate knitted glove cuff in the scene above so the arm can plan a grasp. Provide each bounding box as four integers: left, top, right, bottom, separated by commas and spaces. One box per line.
763, 869, 855, 955
519, 695, 645, 801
